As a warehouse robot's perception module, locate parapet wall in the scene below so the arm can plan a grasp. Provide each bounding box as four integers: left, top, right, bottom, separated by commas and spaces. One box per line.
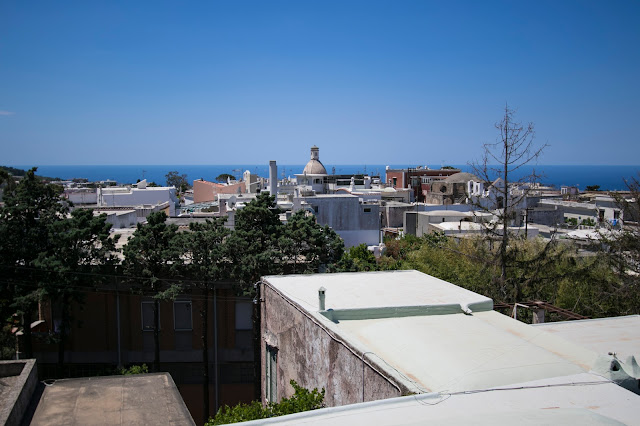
0, 359, 38, 426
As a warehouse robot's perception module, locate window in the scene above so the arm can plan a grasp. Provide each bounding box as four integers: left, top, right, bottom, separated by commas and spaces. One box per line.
174, 300, 193, 331
392, 178, 397, 186
141, 301, 157, 331
235, 301, 253, 330
51, 302, 63, 333
265, 345, 278, 403
364, 207, 371, 213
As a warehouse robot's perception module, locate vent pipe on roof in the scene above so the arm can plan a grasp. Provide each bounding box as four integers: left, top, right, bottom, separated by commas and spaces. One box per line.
318, 287, 326, 311
460, 303, 473, 315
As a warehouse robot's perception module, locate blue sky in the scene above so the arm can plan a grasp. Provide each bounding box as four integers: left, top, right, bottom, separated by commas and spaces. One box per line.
1, 1, 639, 166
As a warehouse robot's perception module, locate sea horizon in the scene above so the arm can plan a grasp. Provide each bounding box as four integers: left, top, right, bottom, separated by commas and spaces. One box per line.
9, 164, 640, 192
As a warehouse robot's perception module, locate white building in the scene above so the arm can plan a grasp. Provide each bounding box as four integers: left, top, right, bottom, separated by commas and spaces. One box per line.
97, 180, 180, 217
287, 146, 382, 247
295, 145, 329, 195
293, 194, 380, 247
258, 270, 640, 424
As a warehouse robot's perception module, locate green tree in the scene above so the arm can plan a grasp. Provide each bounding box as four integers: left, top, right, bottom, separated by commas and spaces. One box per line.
35, 208, 117, 376
0, 168, 68, 358
0, 169, 17, 193
215, 173, 235, 183
342, 244, 378, 271
165, 170, 190, 193
226, 193, 284, 290
596, 175, 640, 314
122, 211, 183, 372
378, 234, 426, 270
280, 211, 345, 274
224, 193, 283, 400
183, 217, 231, 420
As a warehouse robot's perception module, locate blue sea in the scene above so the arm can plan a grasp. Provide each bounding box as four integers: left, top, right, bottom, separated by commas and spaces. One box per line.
14, 164, 640, 191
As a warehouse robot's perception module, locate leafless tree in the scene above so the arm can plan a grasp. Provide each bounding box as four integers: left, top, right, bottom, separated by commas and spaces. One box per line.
469, 105, 548, 301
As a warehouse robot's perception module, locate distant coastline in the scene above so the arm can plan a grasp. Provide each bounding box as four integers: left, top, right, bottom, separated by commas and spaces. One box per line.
9, 164, 640, 191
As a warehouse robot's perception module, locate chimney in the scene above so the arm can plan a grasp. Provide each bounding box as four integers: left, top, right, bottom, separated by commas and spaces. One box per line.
269, 160, 277, 197
318, 287, 326, 311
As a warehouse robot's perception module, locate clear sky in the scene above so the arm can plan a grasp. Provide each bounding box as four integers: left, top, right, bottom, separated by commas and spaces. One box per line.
1, 1, 639, 166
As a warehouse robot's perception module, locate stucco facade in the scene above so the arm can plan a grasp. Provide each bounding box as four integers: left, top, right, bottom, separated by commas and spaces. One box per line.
98, 182, 180, 216
193, 179, 246, 203
260, 283, 404, 407
292, 194, 380, 247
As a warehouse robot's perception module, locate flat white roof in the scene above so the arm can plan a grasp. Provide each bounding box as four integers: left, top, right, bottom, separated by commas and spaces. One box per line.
433, 222, 485, 231
263, 270, 492, 312
421, 210, 487, 217
337, 310, 593, 393
263, 271, 605, 394
533, 315, 640, 361
299, 194, 359, 198
239, 373, 639, 425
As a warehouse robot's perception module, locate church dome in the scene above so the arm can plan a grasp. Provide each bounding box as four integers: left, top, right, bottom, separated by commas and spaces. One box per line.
302, 146, 328, 175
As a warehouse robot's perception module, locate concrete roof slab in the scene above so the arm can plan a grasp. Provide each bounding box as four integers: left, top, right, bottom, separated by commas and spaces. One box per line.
29, 373, 194, 426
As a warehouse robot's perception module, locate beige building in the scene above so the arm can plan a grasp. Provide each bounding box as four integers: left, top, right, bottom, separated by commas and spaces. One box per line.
192, 179, 246, 203
424, 172, 478, 205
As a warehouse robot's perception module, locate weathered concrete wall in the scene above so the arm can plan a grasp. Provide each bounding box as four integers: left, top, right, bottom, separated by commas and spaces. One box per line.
528, 208, 563, 226
382, 204, 414, 228
0, 359, 38, 426
294, 195, 380, 247
261, 284, 402, 408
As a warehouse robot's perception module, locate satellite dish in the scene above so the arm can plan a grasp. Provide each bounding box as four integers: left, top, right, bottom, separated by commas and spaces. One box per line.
228, 195, 237, 207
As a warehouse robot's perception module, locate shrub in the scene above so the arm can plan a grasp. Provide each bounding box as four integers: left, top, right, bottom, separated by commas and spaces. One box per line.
118, 364, 149, 375
208, 380, 325, 425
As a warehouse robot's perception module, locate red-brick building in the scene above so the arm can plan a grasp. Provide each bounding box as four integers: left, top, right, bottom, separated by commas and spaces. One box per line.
385, 167, 460, 202
30, 286, 254, 425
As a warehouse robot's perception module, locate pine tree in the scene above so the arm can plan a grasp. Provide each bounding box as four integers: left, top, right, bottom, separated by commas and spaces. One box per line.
122, 211, 182, 372
0, 168, 68, 358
